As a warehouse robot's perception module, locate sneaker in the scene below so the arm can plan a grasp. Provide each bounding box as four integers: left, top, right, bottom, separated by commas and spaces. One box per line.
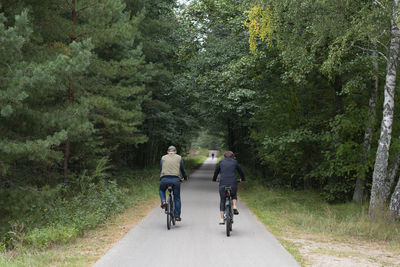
160, 201, 167, 209
219, 218, 225, 225
176, 217, 182, 221
233, 206, 239, 215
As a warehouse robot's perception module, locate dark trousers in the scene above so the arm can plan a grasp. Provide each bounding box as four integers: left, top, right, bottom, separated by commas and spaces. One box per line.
219, 184, 237, 211
159, 177, 181, 217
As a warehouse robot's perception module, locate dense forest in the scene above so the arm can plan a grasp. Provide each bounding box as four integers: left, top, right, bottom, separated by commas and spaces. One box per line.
1, 0, 400, 249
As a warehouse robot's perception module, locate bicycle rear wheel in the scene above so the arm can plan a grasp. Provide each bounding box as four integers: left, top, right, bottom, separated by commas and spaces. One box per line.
171, 196, 176, 225
167, 196, 172, 230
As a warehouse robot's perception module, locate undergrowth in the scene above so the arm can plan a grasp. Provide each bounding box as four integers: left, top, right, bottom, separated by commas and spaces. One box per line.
0, 159, 160, 251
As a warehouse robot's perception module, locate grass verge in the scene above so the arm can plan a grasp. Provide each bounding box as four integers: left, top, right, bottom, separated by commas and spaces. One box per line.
239, 179, 400, 266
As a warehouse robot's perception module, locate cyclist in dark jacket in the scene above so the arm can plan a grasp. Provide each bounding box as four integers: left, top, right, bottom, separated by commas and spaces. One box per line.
212, 151, 245, 225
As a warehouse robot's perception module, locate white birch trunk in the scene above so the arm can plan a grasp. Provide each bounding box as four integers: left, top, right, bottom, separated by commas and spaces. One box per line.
385, 152, 400, 197
389, 176, 400, 219
369, 0, 400, 219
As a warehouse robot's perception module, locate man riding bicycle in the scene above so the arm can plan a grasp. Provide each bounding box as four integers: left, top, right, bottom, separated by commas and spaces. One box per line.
212, 151, 245, 225
159, 145, 188, 221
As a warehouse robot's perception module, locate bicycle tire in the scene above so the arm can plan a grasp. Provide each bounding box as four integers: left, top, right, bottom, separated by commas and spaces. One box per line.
226, 216, 231, 236
230, 204, 233, 231
171, 196, 176, 226
225, 202, 231, 236
170, 196, 176, 225
167, 195, 171, 230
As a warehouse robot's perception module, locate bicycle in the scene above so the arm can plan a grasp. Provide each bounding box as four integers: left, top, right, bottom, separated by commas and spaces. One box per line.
224, 186, 234, 236
165, 184, 176, 230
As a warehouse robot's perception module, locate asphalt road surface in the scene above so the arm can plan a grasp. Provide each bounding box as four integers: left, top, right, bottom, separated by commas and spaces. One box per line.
94, 156, 299, 267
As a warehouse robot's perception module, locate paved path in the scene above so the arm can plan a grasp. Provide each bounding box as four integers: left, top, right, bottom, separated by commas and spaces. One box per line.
94, 157, 299, 267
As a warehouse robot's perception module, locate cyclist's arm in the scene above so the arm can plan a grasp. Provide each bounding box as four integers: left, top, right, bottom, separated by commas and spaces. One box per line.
212, 163, 220, 181
160, 159, 163, 174
236, 163, 245, 181
180, 159, 188, 180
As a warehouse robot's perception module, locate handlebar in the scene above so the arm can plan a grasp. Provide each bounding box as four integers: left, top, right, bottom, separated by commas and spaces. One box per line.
213, 179, 243, 183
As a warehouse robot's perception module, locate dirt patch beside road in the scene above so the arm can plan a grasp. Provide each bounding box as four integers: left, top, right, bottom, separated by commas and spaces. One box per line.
281, 235, 400, 266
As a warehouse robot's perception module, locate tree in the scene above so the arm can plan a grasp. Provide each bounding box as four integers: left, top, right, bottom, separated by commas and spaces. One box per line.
369, 0, 400, 219
0, 6, 95, 185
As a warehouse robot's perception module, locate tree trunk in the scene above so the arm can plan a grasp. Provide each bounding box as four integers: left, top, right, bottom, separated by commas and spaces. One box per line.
385, 152, 400, 196
369, 0, 400, 220
389, 176, 400, 220
63, 0, 77, 184
353, 47, 378, 203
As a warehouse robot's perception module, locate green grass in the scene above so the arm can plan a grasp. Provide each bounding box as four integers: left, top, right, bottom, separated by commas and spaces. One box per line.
240, 180, 400, 245
184, 155, 207, 172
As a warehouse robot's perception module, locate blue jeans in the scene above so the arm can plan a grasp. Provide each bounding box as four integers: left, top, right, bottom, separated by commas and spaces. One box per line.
159, 177, 181, 217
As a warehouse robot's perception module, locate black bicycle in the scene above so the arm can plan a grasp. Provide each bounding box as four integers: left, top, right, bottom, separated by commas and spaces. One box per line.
224, 186, 234, 236
165, 184, 176, 230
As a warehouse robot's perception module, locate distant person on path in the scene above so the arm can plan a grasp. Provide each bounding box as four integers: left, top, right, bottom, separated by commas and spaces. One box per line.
159, 145, 188, 221
212, 151, 245, 225
211, 152, 215, 159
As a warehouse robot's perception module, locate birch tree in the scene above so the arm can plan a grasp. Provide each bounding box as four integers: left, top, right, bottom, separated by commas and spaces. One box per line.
369, 0, 400, 219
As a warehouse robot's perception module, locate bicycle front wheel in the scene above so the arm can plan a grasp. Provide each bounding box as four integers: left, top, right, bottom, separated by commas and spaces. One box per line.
226, 216, 231, 236
225, 207, 231, 236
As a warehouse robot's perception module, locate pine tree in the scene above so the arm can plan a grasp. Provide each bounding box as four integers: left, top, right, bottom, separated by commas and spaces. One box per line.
0, 8, 93, 185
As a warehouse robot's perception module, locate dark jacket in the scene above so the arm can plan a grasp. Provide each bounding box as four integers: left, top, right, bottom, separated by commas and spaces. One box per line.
212, 157, 245, 185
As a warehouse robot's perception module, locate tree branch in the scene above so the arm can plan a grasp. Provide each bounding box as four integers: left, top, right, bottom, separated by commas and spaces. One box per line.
376, 40, 388, 51
354, 45, 388, 61
77, 3, 100, 13
373, 0, 385, 8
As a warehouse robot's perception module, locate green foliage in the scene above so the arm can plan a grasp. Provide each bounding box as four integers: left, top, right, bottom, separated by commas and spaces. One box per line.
173, 0, 400, 205
191, 130, 224, 150
183, 155, 207, 171
317, 104, 370, 202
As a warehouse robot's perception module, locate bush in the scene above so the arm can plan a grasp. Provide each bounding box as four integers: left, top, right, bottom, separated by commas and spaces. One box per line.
1, 158, 127, 248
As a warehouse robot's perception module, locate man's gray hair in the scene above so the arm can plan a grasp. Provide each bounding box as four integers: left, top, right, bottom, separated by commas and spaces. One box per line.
168, 145, 177, 152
